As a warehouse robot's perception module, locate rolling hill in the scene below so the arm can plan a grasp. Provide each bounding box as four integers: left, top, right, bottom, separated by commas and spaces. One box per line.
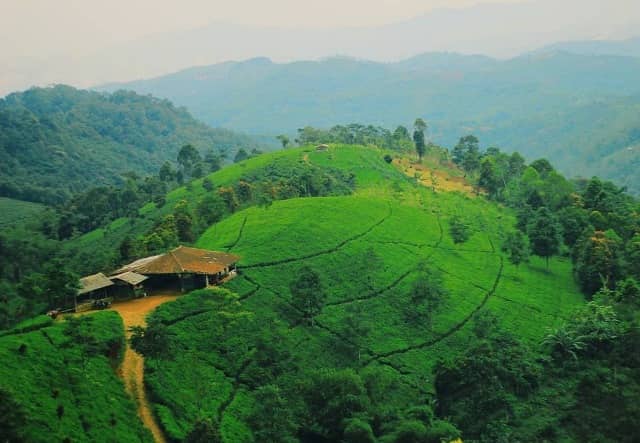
57, 144, 584, 440
99, 51, 640, 194
4, 142, 639, 441
0, 85, 264, 204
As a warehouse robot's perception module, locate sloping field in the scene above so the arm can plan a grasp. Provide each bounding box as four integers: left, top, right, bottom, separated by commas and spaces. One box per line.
0, 311, 152, 443
144, 163, 584, 439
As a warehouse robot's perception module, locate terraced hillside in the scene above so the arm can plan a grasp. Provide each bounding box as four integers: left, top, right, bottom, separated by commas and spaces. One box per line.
129, 145, 584, 441
0, 312, 152, 443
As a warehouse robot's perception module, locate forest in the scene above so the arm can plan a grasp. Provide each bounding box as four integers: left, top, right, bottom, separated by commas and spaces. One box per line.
0, 85, 264, 205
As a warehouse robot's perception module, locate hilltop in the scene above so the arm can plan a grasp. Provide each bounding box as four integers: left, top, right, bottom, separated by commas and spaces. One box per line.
0, 85, 263, 205
100, 52, 640, 194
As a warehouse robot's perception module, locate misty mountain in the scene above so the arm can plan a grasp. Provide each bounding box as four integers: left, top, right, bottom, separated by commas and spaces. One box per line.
3, 0, 639, 95
100, 51, 640, 193
539, 36, 640, 57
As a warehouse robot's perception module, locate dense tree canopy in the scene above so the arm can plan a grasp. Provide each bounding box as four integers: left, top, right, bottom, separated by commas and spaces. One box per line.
0, 85, 261, 204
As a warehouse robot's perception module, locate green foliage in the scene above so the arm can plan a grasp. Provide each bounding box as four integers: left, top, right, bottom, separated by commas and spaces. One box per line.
0, 85, 260, 205
186, 418, 223, 443
0, 197, 45, 230
574, 229, 625, 295
435, 317, 540, 440
0, 386, 27, 442
501, 231, 530, 268
406, 268, 448, 330
248, 385, 298, 443
290, 266, 325, 324
298, 368, 368, 441
448, 215, 471, 244
0, 311, 151, 442
527, 207, 562, 267
276, 134, 290, 149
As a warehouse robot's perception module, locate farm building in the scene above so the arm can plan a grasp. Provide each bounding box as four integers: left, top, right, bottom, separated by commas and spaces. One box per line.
75, 246, 239, 311
110, 271, 148, 297
77, 273, 114, 303
112, 245, 240, 293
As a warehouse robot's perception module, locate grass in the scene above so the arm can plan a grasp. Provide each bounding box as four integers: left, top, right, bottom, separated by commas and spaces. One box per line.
0, 311, 152, 442
0, 197, 46, 229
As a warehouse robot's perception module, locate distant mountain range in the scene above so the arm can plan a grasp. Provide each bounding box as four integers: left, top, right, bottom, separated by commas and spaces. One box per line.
538, 36, 640, 58
99, 50, 640, 193
2, 0, 639, 95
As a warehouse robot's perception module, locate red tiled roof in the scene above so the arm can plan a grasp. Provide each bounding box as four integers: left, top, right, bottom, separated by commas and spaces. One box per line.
114, 246, 239, 275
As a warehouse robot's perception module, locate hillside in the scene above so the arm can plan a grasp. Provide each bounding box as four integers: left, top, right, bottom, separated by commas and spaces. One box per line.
61, 145, 586, 440
0, 85, 263, 204
3, 142, 639, 441
0, 312, 152, 442
100, 52, 640, 193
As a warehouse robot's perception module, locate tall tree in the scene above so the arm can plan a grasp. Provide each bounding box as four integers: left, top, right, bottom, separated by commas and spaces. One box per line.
177, 144, 202, 178
575, 229, 624, 295
452, 135, 479, 168
413, 118, 427, 160
158, 161, 175, 182
527, 207, 562, 268
501, 231, 531, 270
276, 134, 290, 149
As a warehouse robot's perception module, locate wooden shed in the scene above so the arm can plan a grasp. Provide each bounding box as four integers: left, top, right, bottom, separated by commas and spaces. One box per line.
76, 273, 114, 311
110, 271, 149, 298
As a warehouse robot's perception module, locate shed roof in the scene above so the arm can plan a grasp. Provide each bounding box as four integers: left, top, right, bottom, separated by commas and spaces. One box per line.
110, 271, 148, 286
114, 246, 240, 275
78, 273, 114, 295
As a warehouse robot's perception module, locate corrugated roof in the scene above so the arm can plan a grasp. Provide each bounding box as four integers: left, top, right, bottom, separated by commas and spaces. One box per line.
114, 246, 240, 275
78, 273, 114, 295
110, 271, 148, 286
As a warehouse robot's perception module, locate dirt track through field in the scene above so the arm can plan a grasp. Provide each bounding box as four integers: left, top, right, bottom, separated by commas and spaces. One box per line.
111, 295, 179, 443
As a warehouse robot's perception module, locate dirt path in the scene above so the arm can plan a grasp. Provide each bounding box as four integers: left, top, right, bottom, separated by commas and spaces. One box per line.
111, 295, 179, 443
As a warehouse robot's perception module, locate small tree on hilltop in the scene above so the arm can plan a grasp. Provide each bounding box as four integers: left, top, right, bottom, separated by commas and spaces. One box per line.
413, 118, 428, 160
276, 134, 290, 149
290, 266, 325, 326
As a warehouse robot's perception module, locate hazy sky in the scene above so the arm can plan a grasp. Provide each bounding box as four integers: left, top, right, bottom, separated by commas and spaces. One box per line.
1, 0, 525, 59
1, 0, 638, 95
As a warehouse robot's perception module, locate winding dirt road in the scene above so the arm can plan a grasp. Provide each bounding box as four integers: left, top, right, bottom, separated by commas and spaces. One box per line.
111, 294, 179, 443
